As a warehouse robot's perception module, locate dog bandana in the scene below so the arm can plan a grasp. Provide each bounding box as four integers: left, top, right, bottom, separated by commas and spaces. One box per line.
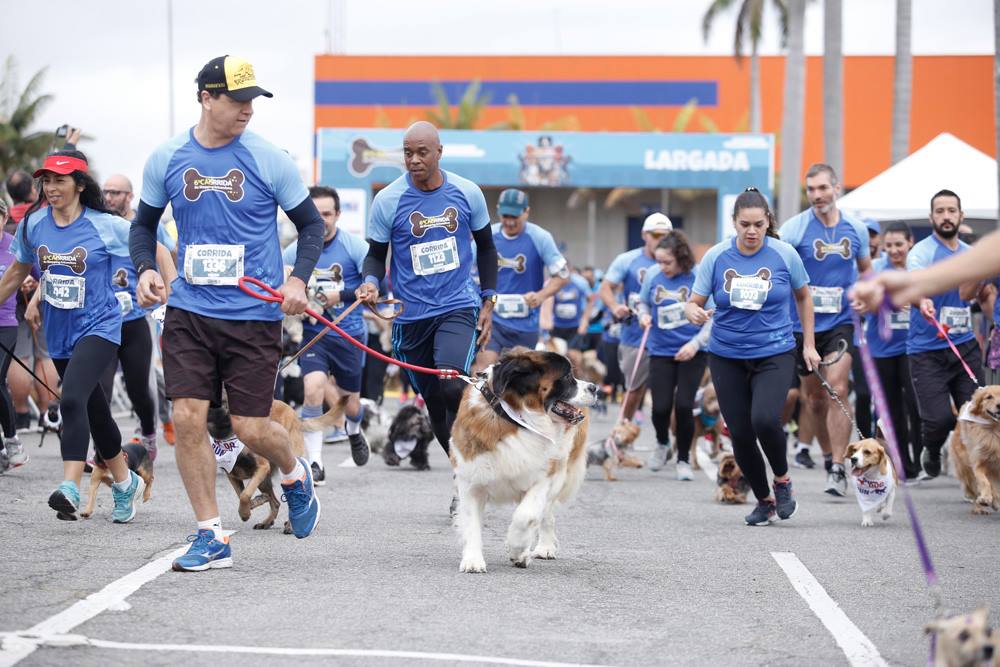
212, 435, 246, 473
958, 401, 994, 426
394, 438, 418, 458
851, 469, 894, 513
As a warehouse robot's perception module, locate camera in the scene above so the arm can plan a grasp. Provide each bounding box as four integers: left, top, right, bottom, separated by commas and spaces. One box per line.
55, 124, 69, 138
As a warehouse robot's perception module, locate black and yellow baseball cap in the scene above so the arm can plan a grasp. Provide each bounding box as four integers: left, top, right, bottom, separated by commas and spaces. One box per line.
196, 55, 273, 102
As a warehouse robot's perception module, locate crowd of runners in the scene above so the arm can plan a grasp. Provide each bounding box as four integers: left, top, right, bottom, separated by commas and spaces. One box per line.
2, 55, 999, 569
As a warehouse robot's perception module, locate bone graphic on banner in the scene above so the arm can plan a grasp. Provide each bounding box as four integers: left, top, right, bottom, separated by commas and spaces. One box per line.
348, 138, 405, 177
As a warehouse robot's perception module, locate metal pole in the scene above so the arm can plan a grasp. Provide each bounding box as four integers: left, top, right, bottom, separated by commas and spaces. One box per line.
167, 0, 175, 136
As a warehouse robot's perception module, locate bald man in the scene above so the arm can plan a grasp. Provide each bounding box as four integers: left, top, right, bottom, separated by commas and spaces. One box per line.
356, 122, 497, 512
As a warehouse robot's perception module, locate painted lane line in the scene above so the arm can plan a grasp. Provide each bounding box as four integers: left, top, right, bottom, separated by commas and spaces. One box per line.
0, 544, 188, 667
695, 446, 717, 480
0, 634, 614, 667
771, 552, 888, 667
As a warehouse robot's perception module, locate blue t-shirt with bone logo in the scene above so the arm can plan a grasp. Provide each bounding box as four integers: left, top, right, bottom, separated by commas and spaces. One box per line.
905, 234, 974, 354
490, 221, 566, 333
604, 248, 657, 348
553, 273, 592, 330
638, 268, 701, 357
12, 207, 130, 358
140, 128, 309, 321
693, 236, 809, 359
367, 170, 489, 323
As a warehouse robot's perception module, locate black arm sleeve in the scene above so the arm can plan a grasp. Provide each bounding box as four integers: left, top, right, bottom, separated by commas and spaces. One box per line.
285, 198, 325, 283
472, 225, 497, 294
129, 201, 166, 275
362, 241, 389, 284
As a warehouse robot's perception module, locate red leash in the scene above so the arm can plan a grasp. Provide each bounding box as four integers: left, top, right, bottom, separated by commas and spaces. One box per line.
239, 277, 460, 380
924, 314, 980, 384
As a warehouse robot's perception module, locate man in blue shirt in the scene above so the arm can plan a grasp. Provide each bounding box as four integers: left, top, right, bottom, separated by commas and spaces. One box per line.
473, 188, 568, 371
130, 56, 323, 571
356, 122, 497, 514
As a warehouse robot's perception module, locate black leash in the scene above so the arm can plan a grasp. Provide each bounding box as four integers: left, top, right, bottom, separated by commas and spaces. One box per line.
812, 339, 861, 439
0, 338, 61, 400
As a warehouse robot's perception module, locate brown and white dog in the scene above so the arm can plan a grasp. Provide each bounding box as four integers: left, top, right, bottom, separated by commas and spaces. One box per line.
845, 438, 898, 527
450, 348, 598, 573
951, 385, 1000, 515
586, 421, 643, 481
80, 444, 154, 519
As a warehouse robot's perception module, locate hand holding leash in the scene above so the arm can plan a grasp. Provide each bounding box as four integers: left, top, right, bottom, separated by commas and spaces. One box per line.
278, 276, 308, 316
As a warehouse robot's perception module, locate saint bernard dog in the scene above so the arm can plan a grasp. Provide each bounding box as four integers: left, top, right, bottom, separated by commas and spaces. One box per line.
450, 348, 598, 573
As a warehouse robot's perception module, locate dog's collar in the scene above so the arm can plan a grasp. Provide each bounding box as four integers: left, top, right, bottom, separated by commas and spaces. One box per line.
478, 382, 520, 428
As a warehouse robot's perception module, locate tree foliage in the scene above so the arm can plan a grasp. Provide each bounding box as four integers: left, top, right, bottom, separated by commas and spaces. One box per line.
0, 56, 58, 177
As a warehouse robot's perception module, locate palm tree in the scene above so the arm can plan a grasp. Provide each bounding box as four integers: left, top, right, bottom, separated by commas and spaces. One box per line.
702, 0, 789, 134
0, 56, 56, 177
823, 0, 843, 178
891, 0, 912, 164
425, 80, 490, 130
778, 0, 806, 222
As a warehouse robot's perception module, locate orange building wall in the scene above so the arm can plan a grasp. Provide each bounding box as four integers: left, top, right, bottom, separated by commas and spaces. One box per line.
314, 55, 994, 188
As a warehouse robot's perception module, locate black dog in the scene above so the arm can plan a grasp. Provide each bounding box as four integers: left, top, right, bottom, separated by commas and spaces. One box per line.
382, 404, 435, 470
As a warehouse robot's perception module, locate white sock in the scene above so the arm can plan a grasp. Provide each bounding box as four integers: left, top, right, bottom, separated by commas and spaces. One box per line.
345, 406, 364, 435
281, 458, 306, 484
304, 430, 323, 469
112, 473, 132, 492
197, 517, 223, 540
797, 441, 811, 452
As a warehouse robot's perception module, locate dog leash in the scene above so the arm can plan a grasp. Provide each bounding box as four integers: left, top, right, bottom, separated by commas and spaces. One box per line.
240, 277, 460, 380
923, 313, 981, 385
0, 338, 61, 400
603, 324, 651, 459
811, 338, 863, 440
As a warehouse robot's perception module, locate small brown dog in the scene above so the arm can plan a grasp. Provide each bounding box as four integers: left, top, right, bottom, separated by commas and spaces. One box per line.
587, 421, 643, 481
845, 438, 898, 527
80, 444, 154, 519
925, 607, 995, 667
715, 453, 749, 504
951, 385, 1000, 515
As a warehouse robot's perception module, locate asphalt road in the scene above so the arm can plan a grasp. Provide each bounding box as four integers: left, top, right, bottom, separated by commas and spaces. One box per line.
1, 398, 998, 667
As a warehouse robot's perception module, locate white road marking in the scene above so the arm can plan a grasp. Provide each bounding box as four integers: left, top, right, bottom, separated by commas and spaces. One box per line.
771, 552, 888, 667
0, 634, 614, 667
338, 456, 357, 468
695, 447, 717, 480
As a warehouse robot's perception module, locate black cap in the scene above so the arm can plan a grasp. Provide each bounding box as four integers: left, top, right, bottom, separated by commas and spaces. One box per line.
196, 55, 273, 102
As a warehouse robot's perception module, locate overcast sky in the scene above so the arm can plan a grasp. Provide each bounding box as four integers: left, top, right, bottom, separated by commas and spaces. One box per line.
1, 0, 994, 194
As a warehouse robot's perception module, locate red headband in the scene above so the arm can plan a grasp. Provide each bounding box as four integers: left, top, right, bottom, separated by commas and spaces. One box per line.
33, 155, 89, 178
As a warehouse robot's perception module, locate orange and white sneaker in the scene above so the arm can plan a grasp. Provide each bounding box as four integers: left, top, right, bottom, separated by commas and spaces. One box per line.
162, 421, 176, 446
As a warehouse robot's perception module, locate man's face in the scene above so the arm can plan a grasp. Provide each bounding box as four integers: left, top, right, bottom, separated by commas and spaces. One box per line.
805, 172, 840, 215
868, 231, 881, 258
204, 92, 254, 138
500, 209, 528, 235
102, 177, 133, 217
930, 195, 963, 240
403, 136, 442, 183
312, 195, 339, 240
643, 229, 667, 253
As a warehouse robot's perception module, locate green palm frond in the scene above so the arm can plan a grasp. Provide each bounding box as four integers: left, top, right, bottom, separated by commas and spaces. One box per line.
672, 99, 699, 132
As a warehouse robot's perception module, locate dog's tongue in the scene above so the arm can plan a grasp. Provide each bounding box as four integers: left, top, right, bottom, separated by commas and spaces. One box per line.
849, 466, 864, 478
551, 400, 584, 424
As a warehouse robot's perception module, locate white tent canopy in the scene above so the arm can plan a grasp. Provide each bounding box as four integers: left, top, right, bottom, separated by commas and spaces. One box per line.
838, 133, 998, 221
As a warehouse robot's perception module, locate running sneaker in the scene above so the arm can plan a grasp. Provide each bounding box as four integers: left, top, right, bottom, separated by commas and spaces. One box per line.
648, 443, 673, 471
773, 479, 797, 519
348, 431, 370, 466
172, 529, 233, 572
281, 457, 320, 539
4, 437, 28, 469
793, 448, 815, 469
920, 448, 941, 479
745, 500, 777, 526
112, 470, 146, 523
162, 420, 176, 446
49, 481, 80, 521
310, 461, 326, 487
676, 461, 694, 481
824, 465, 848, 497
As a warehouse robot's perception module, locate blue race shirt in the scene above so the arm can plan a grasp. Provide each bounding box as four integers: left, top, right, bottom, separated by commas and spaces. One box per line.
491, 221, 566, 333
367, 170, 489, 323
639, 268, 701, 357
283, 230, 368, 339
906, 234, 974, 354
140, 128, 309, 322
605, 248, 657, 347
553, 273, 592, 330
693, 236, 809, 359
12, 208, 129, 358
587, 282, 605, 335
780, 209, 869, 332
864, 257, 909, 358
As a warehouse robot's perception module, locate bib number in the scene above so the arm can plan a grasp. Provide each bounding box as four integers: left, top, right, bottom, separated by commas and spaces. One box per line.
212, 435, 246, 473
940, 306, 971, 335
495, 294, 529, 318
811, 285, 844, 314
42, 273, 85, 310
410, 237, 459, 276
657, 302, 687, 330
115, 291, 133, 316
184, 244, 245, 286
889, 309, 910, 331
729, 276, 769, 311
555, 302, 578, 320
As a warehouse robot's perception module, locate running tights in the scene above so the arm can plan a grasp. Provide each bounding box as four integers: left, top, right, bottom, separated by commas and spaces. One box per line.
873, 354, 922, 479
53, 336, 122, 462
648, 353, 707, 462
0, 326, 17, 438
709, 351, 796, 501
99, 317, 156, 435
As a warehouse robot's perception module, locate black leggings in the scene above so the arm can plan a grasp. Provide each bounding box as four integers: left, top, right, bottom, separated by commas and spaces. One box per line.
53, 336, 122, 462
649, 353, 708, 462
908, 340, 984, 457
0, 326, 17, 438
709, 351, 796, 501
99, 317, 156, 435
851, 350, 872, 438
874, 354, 922, 479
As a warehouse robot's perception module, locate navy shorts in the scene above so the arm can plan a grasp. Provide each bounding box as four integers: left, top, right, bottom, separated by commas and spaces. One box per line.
298, 330, 367, 393
486, 320, 540, 354
392, 308, 478, 394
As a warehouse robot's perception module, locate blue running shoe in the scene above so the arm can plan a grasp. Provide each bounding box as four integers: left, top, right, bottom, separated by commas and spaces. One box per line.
172, 529, 233, 572
112, 470, 146, 524
48, 481, 80, 521
744, 499, 777, 526
281, 457, 320, 539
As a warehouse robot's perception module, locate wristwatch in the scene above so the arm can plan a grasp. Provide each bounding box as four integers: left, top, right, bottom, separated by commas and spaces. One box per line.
482, 292, 498, 306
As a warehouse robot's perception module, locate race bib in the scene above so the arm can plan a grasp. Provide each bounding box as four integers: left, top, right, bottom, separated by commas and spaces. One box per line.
657, 302, 687, 330
811, 286, 844, 314
495, 294, 529, 318
410, 237, 460, 276
184, 244, 245, 286
42, 273, 85, 310
888, 308, 910, 331
940, 306, 971, 335
729, 276, 769, 311
555, 302, 578, 321
627, 292, 641, 311
115, 291, 133, 316
212, 435, 246, 473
